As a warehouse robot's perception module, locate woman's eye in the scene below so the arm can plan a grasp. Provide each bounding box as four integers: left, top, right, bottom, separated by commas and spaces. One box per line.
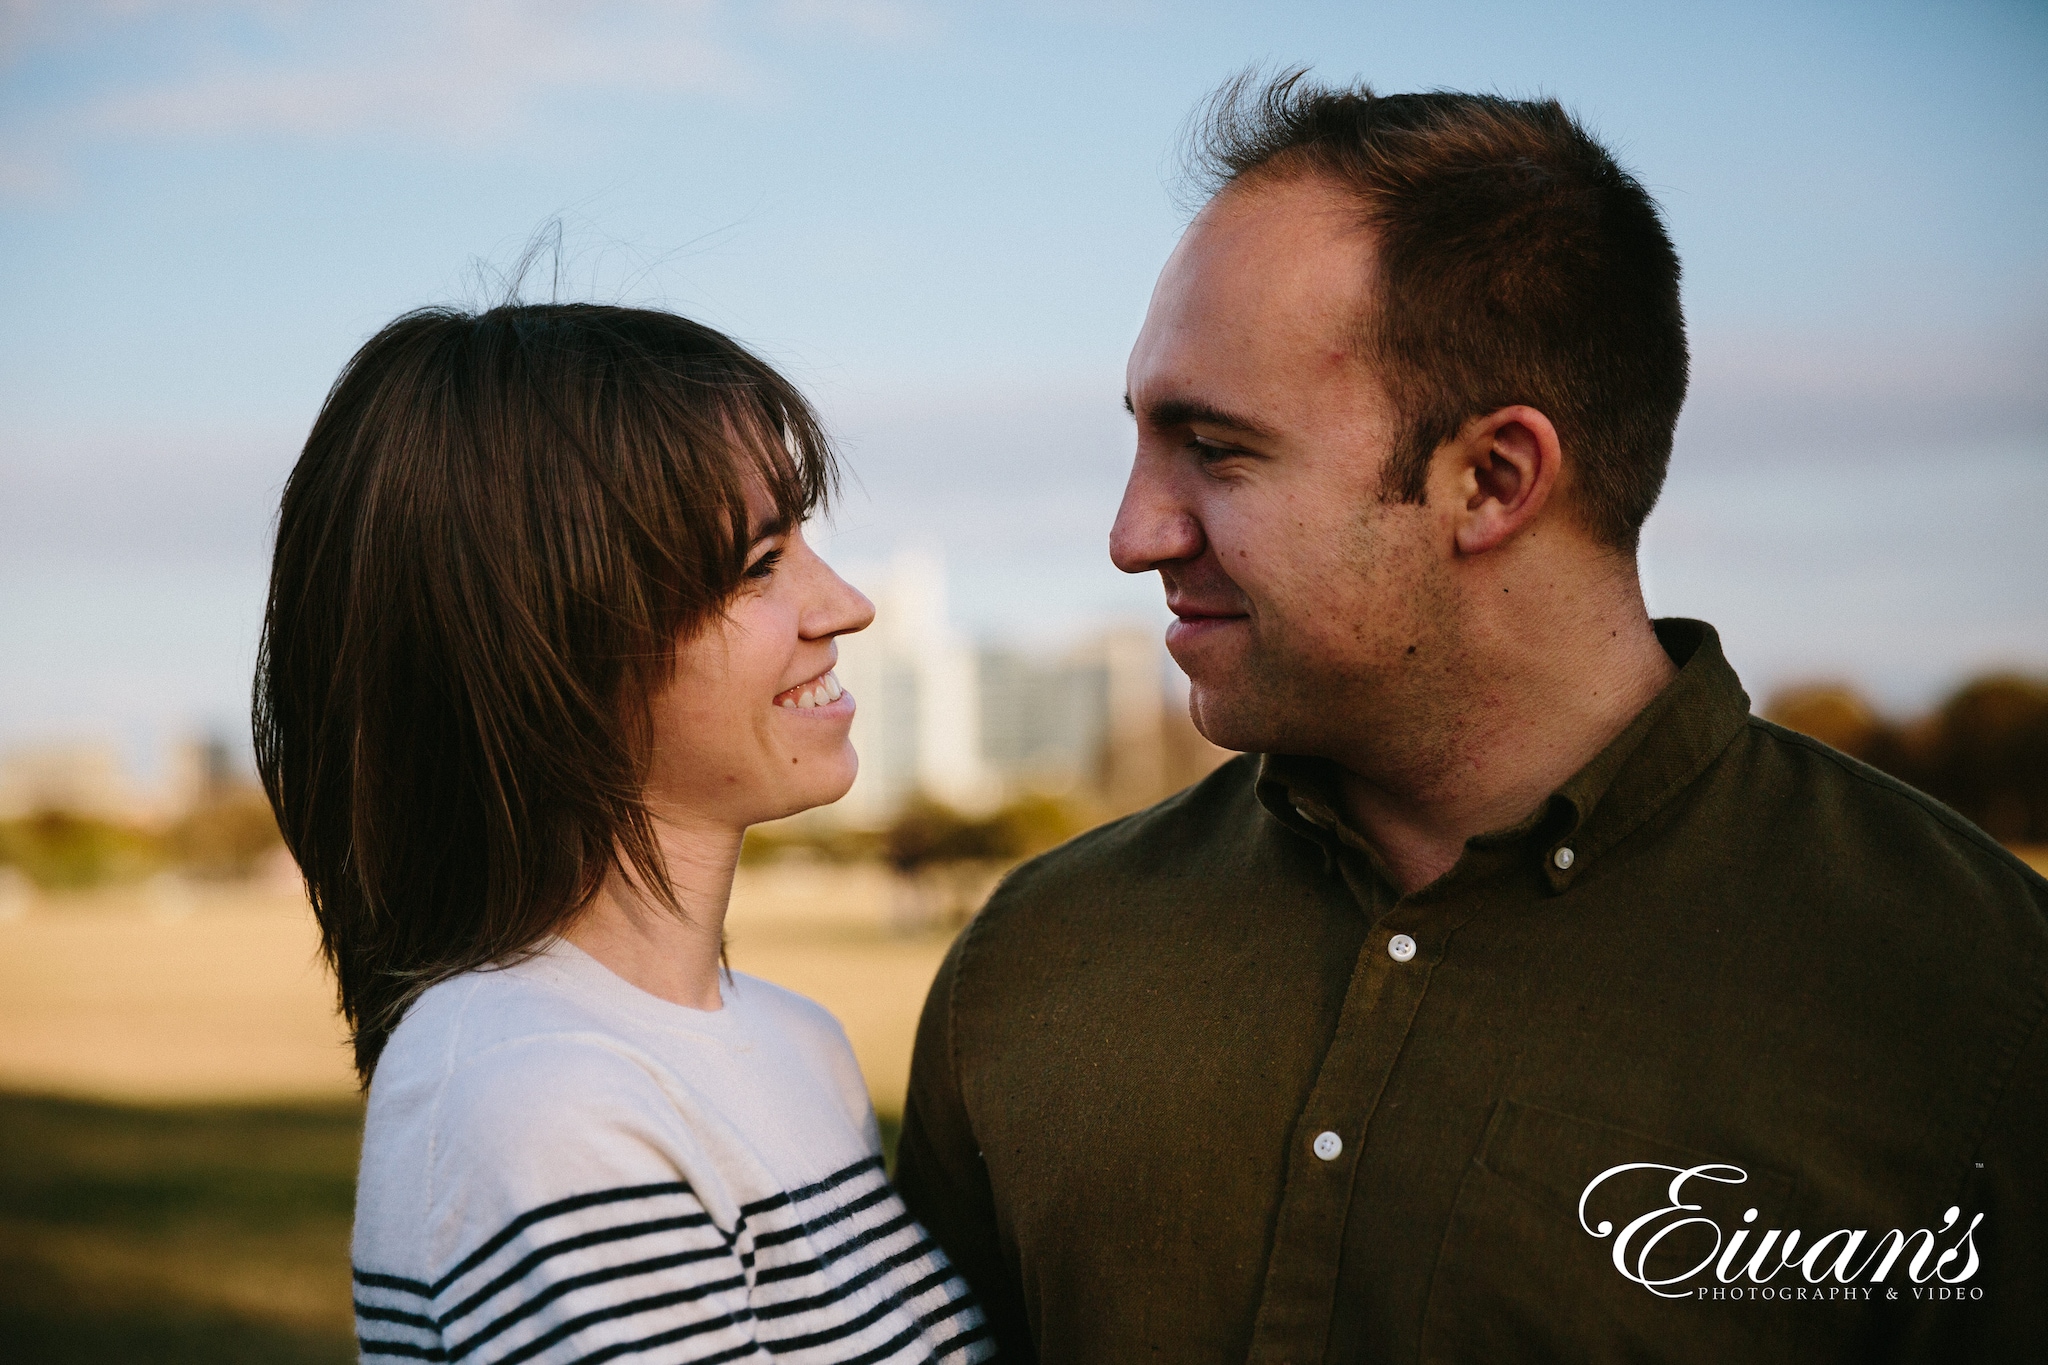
744, 549, 784, 581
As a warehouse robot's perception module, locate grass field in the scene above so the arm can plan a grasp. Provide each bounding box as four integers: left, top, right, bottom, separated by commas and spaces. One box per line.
0, 1091, 362, 1363
0, 1090, 905, 1364
0, 864, 959, 1106
3, 849, 2042, 1362
0, 866, 945, 1364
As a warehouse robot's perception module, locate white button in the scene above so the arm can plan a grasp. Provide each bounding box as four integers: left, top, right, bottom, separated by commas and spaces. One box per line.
1387, 933, 1417, 962
1313, 1130, 1344, 1161
1553, 846, 1576, 870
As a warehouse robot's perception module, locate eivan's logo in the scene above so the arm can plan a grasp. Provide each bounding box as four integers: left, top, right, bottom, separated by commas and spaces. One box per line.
1578, 1163, 1983, 1300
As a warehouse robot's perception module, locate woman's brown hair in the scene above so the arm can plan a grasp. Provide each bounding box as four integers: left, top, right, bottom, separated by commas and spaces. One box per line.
254, 303, 835, 1084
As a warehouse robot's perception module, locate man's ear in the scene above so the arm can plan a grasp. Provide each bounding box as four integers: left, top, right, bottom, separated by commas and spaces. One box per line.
1446, 405, 1563, 556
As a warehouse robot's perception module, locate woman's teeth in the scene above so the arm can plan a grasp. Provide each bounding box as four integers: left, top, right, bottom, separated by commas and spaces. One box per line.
776, 671, 844, 710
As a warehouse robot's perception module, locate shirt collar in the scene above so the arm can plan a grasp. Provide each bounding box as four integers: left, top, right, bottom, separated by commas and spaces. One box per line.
1253, 619, 1751, 895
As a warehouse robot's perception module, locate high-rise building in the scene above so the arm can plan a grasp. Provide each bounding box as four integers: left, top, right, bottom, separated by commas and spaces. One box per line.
828, 549, 1229, 824
832, 549, 995, 822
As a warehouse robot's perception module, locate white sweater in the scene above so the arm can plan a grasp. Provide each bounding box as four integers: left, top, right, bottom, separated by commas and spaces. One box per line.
351, 939, 991, 1364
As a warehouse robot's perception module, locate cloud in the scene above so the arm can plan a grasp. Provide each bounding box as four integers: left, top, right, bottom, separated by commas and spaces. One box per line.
2, 0, 298, 68
0, 147, 70, 201
1678, 323, 2048, 461
1, 1, 782, 165
79, 1, 750, 143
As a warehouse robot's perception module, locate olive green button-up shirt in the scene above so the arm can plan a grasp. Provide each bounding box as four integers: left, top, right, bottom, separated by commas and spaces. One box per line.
896, 620, 2048, 1363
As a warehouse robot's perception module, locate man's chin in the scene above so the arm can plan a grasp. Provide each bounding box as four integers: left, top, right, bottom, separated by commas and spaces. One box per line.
1186, 680, 1285, 757
1164, 619, 1246, 684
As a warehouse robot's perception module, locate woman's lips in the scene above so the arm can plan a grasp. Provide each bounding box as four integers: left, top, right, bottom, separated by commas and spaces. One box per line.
774, 670, 847, 712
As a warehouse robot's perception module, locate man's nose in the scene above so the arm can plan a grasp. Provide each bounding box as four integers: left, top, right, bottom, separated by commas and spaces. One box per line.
1109, 452, 1203, 575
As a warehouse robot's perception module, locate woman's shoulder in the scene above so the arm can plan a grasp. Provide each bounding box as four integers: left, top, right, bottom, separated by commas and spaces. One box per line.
390, 947, 594, 1046
369, 979, 680, 1151
374, 951, 688, 1117
354, 999, 706, 1277
367, 958, 858, 1172
723, 971, 875, 1141
364, 960, 687, 1183
725, 970, 848, 1045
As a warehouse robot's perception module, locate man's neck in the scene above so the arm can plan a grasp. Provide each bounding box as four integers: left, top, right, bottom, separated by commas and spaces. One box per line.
1334, 589, 1676, 896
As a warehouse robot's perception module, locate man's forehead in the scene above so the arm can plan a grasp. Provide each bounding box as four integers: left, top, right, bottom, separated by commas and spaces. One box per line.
1130, 181, 1372, 425
1180, 176, 1367, 292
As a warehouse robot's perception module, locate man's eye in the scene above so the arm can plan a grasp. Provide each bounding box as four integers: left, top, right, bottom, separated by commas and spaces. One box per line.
1189, 437, 1243, 463
744, 549, 783, 581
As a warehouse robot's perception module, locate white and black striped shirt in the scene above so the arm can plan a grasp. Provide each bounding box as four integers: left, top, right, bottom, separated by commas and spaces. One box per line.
351, 940, 991, 1364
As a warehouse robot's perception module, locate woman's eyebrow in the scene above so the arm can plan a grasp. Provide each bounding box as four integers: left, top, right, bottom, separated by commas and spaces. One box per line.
750, 513, 794, 542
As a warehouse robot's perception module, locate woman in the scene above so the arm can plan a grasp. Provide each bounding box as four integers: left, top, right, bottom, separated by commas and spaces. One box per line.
256, 303, 991, 1364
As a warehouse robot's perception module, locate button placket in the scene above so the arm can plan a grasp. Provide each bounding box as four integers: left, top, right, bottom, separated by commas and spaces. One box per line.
1245, 917, 1445, 1364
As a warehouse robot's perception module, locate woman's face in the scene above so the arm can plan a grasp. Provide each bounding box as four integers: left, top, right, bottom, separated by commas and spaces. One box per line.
642, 490, 875, 832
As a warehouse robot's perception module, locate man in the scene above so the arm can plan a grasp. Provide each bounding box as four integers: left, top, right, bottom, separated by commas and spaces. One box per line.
894, 74, 2047, 1363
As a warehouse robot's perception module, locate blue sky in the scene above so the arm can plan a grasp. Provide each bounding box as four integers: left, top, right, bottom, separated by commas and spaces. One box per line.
2, 0, 2044, 762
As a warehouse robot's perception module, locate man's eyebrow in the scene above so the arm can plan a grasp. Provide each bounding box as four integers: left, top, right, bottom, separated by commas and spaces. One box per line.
1125, 394, 1277, 440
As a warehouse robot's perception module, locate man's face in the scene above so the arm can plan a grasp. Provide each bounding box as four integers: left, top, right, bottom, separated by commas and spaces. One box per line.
1113, 174, 1455, 763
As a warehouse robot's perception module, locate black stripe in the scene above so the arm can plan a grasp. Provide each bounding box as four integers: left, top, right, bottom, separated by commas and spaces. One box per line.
440, 1212, 719, 1328
852, 1295, 985, 1365
728, 1159, 886, 1262
751, 1181, 895, 1250
489, 1280, 751, 1365
358, 1160, 947, 1364
446, 1244, 734, 1358
753, 1211, 919, 1286
434, 1181, 696, 1296
360, 1336, 447, 1361
915, 1291, 982, 1336
736, 1155, 882, 1219
756, 1264, 954, 1356
759, 1287, 924, 1357
357, 1267, 433, 1295
929, 1318, 994, 1363
727, 1157, 882, 1255
571, 1323, 767, 1365
752, 1235, 936, 1320
827, 1316, 931, 1365
356, 1300, 438, 1329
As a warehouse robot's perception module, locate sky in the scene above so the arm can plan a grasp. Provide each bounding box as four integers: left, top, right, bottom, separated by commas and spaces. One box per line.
2, 0, 2045, 769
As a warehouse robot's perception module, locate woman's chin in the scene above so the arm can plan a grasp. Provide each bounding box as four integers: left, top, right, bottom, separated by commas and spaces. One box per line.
758, 748, 859, 822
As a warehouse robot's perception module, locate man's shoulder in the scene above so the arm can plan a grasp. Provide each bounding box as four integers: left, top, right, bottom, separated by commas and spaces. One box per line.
995, 752, 1267, 894
1734, 716, 2048, 905
1708, 718, 2048, 999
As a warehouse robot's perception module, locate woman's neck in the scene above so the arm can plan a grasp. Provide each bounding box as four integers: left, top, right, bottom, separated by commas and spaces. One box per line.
564, 818, 742, 1011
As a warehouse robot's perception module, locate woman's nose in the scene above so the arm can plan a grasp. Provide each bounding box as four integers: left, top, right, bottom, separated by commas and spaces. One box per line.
805, 559, 874, 640
834, 580, 877, 637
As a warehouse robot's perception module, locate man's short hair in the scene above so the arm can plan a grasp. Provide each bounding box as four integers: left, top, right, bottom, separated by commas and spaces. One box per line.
1190, 71, 1689, 550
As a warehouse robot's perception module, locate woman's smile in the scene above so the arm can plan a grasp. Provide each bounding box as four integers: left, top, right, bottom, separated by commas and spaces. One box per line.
773, 669, 851, 714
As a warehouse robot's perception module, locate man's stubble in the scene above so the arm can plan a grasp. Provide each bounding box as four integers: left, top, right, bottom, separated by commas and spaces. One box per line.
1185, 490, 1470, 795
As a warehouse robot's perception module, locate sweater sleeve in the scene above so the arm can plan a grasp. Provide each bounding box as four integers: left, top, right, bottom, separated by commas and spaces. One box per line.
353, 1035, 757, 1365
